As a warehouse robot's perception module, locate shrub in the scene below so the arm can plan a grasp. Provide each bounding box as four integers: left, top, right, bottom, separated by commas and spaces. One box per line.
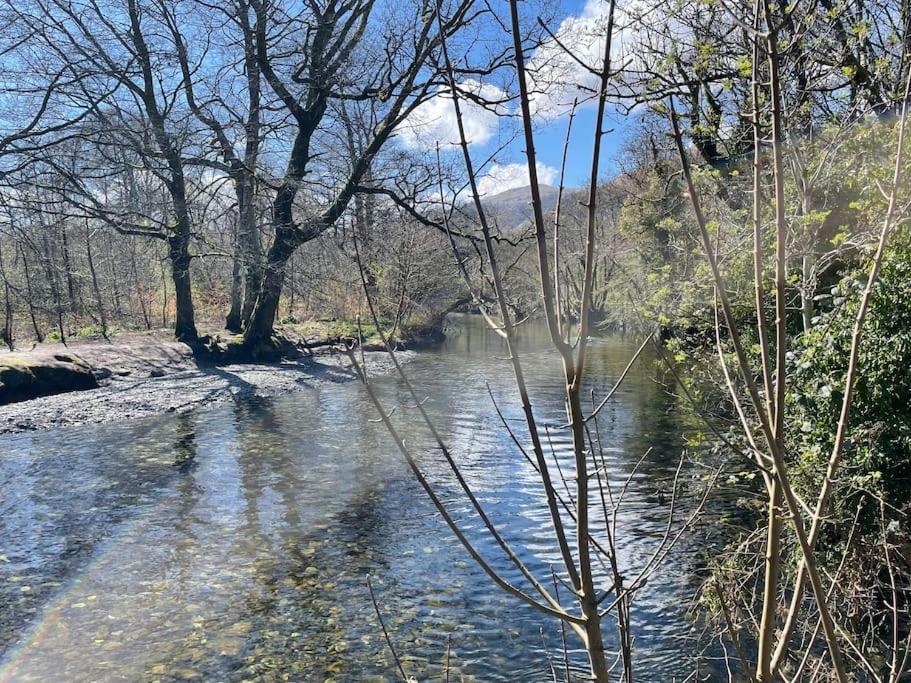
789, 238, 911, 556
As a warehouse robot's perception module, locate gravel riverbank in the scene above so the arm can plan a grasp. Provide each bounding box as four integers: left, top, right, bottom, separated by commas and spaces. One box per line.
0, 334, 411, 434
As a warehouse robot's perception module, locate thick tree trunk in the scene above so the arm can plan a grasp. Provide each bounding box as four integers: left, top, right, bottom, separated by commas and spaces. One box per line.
225, 217, 244, 332
225, 172, 262, 331
242, 229, 294, 345
237, 174, 263, 326
241, 252, 263, 325
168, 230, 198, 342
226, 257, 244, 332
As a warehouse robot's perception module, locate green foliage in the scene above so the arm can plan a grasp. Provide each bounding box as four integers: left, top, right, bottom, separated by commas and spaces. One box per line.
789, 239, 911, 548
291, 318, 388, 345
735, 54, 752, 79
76, 324, 105, 337
621, 119, 911, 343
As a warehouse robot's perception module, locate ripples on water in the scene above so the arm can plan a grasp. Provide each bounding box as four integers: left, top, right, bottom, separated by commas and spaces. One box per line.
0, 316, 730, 681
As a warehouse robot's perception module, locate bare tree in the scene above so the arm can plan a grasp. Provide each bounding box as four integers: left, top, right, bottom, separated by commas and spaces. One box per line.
241, 0, 491, 347
6, 0, 210, 341
166, 0, 269, 332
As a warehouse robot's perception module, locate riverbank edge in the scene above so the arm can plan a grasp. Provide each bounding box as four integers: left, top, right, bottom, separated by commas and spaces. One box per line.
0, 319, 446, 408
0, 328, 431, 434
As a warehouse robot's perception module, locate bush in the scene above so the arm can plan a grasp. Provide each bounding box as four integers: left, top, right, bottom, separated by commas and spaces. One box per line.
76, 324, 106, 337
789, 238, 911, 555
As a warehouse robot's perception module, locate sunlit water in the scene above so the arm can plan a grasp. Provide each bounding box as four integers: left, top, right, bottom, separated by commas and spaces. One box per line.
0, 316, 730, 681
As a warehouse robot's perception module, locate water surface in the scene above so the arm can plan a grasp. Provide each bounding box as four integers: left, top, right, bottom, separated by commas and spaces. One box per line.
0, 316, 724, 681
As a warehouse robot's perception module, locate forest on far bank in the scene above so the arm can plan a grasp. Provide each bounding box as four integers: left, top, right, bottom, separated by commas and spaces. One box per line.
0, 0, 903, 354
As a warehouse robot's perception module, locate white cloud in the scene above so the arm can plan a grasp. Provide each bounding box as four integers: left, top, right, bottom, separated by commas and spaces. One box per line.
526, 0, 650, 120
476, 161, 558, 197
398, 80, 507, 150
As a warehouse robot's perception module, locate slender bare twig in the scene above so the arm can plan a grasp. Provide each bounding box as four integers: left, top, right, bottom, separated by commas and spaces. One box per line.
669, 98, 847, 681
348, 348, 587, 632
349, 228, 569, 616
366, 576, 409, 681
714, 580, 756, 683
436, 0, 582, 592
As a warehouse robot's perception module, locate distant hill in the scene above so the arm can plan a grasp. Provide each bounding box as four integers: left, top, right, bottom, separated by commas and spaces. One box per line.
472, 184, 561, 233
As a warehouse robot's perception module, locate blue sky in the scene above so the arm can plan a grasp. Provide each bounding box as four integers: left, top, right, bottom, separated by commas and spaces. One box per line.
398, 0, 636, 192
500, 0, 634, 188
520, 104, 637, 187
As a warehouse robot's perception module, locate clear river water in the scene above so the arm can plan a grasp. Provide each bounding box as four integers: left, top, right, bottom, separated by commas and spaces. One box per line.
0, 316, 730, 681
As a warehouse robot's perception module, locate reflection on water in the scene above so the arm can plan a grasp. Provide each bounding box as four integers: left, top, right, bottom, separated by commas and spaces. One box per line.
0, 316, 724, 681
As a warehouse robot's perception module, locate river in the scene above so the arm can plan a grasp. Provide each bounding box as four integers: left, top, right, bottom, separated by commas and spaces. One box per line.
0, 315, 729, 681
